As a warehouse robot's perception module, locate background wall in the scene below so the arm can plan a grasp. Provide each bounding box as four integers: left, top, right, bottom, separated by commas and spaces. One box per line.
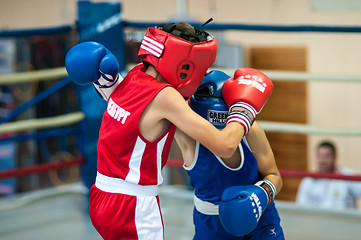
1, 0, 360, 173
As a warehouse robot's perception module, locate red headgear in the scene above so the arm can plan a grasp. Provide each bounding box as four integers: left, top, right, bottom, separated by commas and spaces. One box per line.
138, 24, 218, 98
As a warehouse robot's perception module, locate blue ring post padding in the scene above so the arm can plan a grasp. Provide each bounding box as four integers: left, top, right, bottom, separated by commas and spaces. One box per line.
0, 77, 72, 125
77, 1, 126, 193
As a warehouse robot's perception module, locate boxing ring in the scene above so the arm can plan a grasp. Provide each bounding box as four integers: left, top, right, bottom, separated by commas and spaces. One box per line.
1, 3, 361, 239
0, 183, 361, 240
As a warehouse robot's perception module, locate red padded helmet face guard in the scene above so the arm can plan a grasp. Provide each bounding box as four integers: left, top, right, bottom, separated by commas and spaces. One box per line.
138, 27, 218, 98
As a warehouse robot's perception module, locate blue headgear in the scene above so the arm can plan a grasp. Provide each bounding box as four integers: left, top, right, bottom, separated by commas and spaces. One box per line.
189, 70, 230, 129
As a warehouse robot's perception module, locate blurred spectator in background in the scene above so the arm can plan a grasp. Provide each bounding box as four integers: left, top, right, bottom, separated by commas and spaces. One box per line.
296, 141, 361, 210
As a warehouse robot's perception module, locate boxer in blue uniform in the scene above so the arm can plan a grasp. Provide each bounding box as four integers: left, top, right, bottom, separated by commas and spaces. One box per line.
174, 70, 285, 240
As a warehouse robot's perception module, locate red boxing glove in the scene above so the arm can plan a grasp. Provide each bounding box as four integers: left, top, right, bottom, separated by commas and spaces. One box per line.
221, 68, 273, 134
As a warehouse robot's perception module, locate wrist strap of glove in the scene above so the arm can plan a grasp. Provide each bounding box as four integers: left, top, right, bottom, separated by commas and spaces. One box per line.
226, 102, 256, 134
93, 73, 123, 101
94, 72, 120, 88
255, 180, 276, 206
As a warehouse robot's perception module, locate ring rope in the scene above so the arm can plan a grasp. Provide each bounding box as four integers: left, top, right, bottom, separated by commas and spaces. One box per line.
0, 112, 85, 134
1, 68, 360, 136
0, 127, 80, 143
1, 66, 361, 85
0, 67, 68, 84
258, 121, 361, 136
279, 169, 361, 182
166, 159, 361, 182
0, 157, 85, 180
2, 21, 361, 40
123, 21, 361, 33
12, 111, 352, 140
0, 77, 72, 124
0, 25, 73, 38
204, 23, 361, 33
214, 68, 361, 83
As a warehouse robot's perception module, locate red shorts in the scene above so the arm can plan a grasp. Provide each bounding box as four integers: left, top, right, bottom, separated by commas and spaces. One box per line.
89, 184, 164, 240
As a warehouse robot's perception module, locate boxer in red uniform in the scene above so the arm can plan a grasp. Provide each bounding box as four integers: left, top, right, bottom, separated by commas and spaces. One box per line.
66, 21, 273, 240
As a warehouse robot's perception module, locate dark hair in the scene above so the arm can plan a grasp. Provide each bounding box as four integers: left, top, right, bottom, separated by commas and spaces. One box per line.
318, 141, 336, 156
157, 19, 213, 43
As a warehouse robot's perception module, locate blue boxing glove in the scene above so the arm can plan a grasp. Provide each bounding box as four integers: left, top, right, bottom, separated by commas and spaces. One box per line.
65, 41, 123, 100
219, 180, 276, 237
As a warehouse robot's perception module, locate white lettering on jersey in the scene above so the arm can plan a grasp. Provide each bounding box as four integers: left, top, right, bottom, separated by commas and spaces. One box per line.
107, 98, 131, 124
237, 75, 267, 93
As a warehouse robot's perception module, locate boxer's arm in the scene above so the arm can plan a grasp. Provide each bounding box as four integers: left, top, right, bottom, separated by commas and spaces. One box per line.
157, 86, 245, 158
219, 127, 280, 237
246, 121, 283, 195
151, 68, 272, 158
